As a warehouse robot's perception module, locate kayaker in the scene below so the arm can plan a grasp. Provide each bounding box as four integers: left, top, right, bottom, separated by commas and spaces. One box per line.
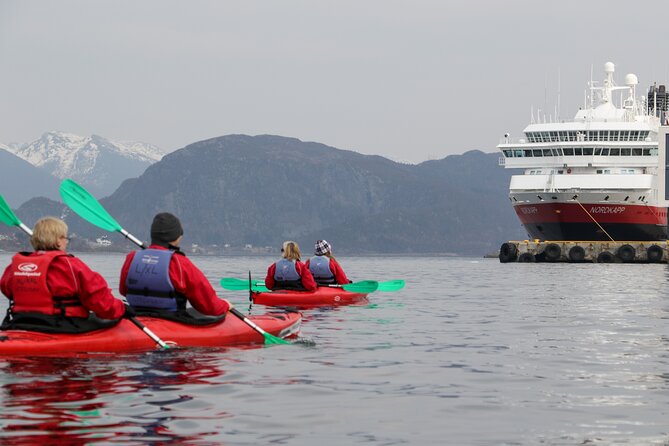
0, 217, 129, 333
305, 239, 351, 286
265, 241, 317, 291
119, 212, 231, 318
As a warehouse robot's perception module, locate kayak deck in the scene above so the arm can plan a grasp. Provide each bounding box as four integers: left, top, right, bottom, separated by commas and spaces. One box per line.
0, 311, 301, 356
253, 287, 369, 308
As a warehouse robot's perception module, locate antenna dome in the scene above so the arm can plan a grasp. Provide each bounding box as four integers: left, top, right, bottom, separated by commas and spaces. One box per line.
604, 62, 615, 73
624, 73, 638, 86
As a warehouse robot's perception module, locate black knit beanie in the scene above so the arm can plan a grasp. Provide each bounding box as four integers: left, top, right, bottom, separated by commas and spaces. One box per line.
150, 212, 183, 245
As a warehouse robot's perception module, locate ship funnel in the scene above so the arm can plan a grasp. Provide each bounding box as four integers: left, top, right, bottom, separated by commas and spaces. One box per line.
648, 84, 669, 118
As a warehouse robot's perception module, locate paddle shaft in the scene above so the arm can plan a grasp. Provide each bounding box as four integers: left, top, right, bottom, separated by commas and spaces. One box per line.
230, 308, 272, 337
127, 316, 170, 349
120, 228, 146, 249
18, 223, 33, 237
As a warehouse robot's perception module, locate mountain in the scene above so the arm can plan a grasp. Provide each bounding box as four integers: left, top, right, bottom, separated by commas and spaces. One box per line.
3, 132, 166, 198
77, 134, 523, 255
0, 149, 61, 207
7, 134, 525, 255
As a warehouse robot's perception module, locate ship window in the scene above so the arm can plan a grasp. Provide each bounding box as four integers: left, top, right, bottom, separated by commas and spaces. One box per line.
550, 131, 558, 142
604, 169, 611, 173
594, 148, 602, 155
532, 149, 543, 156
600, 148, 609, 155
524, 149, 533, 157
611, 131, 619, 141
621, 148, 631, 156
631, 131, 639, 141
503, 150, 512, 157
551, 148, 561, 156
542, 149, 552, 156
622, 131, 630, 141
563, 148, 574, 155
632, 148, 642, 156
583, 147, 593, 155
609, 148, 620, 156
574, 148, 583, 155
557, 170, 564, 174
643, 148, 651, 156
596, 169, 603, 174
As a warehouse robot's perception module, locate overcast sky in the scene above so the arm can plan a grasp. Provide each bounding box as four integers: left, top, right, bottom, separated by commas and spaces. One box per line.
1, 0, 667, 163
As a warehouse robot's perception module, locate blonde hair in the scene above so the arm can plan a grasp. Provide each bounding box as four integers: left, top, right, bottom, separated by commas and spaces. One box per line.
282, 241, 301, 261
31, 217, 68, 251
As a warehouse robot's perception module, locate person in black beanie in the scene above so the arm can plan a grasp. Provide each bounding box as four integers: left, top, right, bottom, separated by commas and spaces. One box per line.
119, 212, 231, 317
150, 212, 184, 248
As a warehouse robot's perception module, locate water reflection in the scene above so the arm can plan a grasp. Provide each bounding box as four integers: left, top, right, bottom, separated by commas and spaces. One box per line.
0, 350, 236, 444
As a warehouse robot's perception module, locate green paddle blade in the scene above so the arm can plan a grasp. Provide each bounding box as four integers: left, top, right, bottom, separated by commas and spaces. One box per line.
0, 195, 21, 227
220, 278, 250, 290
377, 280, 405, 292
59, 179, 122, 232
263, 332, 291, 345
220, 278, 270, 292
341, 280, 379, 293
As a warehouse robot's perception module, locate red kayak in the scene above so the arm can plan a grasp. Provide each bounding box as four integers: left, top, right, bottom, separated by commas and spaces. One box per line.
0, 312, 301, 356
252, 287, 369, 308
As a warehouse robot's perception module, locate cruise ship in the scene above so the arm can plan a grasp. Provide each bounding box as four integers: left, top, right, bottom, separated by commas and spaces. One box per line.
498, 62, 669, 241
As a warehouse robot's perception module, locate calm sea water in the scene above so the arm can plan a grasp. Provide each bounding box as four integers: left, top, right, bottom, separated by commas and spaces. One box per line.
0, 252, 667, 445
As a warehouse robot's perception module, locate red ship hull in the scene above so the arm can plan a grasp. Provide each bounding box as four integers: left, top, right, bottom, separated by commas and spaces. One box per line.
513, 202, 668, 241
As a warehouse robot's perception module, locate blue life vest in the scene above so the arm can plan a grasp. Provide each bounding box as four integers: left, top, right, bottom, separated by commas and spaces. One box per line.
125, 249, 185, 311
273, 259, 303, 290
309, 255, 335, 284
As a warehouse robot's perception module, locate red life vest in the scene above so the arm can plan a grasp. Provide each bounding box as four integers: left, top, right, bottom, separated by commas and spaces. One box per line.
8, 251, 87, 318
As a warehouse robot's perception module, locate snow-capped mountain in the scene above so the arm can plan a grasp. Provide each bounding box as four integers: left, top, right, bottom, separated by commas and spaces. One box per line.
1, 131, 166, 197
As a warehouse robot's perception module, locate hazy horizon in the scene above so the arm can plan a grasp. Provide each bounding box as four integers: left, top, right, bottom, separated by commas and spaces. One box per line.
1, 0, 667, 163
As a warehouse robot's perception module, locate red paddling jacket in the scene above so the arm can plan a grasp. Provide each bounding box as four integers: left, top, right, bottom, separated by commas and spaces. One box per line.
0, 251, 125, 320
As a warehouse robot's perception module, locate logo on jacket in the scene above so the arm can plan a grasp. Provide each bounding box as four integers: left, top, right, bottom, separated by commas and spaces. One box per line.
15, 262, 41, 277
141, 255, 160, 265
18, 263, 38, 272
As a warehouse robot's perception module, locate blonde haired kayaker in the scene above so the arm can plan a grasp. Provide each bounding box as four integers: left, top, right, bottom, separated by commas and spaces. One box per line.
265, 241, 317, 291
305, 239, 351, 286
119, 212, 231, 318
0, 217, 128, 333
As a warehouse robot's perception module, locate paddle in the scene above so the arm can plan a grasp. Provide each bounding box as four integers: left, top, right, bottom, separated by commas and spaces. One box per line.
1, 191, 170, 349
59, 179, 146, 248
0, 195, 33, 236
376, 280, 405, 292
330, 280, 379, 293
60, 180, 290, 345
126, 315, 171, 349
221, 277, 379, 293
220, 277, 270, 292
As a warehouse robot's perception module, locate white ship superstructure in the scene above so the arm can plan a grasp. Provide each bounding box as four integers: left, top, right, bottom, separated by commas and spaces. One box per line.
498, 62, 668, 241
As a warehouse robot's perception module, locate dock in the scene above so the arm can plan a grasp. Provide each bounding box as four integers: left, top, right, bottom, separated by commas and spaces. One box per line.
498, 240, 668, 263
